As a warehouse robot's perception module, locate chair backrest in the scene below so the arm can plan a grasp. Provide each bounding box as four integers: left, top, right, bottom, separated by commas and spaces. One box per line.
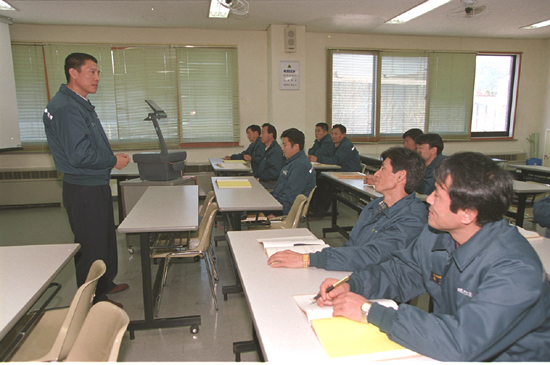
195, 202, 218, 252
199, 190, 216, 218
301, 186, 317, 223
65, 301, 129, 362
45, 259, 106, 361
279, 194, 307, 229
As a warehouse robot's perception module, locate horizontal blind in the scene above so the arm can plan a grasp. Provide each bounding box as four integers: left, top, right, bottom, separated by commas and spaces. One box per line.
427, 52, 475, 139
379, 51, 427, 137
11, 44, 48, 147
177, 47, 240, 144
330, 51, 377, 136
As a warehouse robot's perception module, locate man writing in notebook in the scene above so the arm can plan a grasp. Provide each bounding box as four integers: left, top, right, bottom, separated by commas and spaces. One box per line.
268, 147, 427, 271
316, 152, 550, 361
224, 124, 264, 173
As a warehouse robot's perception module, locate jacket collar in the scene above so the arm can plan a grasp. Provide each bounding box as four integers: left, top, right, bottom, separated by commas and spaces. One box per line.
366, 192, 419, 219
60, 84, 95, 112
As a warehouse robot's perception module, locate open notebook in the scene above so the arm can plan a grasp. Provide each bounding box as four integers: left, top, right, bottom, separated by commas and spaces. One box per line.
293, 295, 419, 360
258, 236, 329, 258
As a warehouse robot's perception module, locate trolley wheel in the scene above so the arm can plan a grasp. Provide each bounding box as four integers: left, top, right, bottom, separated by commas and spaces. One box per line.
128, 248, 134, 254
190, 325, 199, 334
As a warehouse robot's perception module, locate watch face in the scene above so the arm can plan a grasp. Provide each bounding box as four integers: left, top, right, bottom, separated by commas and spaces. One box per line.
361, 302, 370, 312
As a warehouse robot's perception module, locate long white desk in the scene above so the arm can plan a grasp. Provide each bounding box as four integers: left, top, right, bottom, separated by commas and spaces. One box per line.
209, 157, 253, 176
508, 180, 550, 227
0, 243, 79, 360
117, 185, 200, 337
227, 228, 350, 361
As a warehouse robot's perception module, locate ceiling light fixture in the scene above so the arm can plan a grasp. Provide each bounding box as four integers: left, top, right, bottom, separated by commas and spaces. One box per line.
0, 0, 16, 11
209, 0, 230, 18
386, 0, 452, 24
521, 18, 550, 30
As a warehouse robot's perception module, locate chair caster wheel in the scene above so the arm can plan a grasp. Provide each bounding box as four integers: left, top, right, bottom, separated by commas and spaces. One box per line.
190, 325, 199, 334
128, 248, 134, 254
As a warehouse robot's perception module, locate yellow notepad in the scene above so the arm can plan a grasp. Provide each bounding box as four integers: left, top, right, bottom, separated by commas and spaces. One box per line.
223, 160, 247, 164
216, 179, 252, 188
311, 317, 416, 360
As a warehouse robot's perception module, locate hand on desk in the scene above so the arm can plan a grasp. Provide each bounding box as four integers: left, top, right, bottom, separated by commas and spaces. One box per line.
364, 174, 377, 185
317, 278, 364, 323
308, 155, 318, 163
267, 250, 306, 268
243, 154, 252, 161
114, 153, 130, 170
223, 156, 231, 160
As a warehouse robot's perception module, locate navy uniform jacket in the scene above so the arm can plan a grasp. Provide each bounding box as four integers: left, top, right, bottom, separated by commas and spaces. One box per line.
350, 220, 550, 361
255, 141, 284, 182
271, 150, 316, 215
416, 154, 446, 195
309, 193, 427, 271
43, 84, 116, 186
533, 195, 550, 238
317, 137, 361, 172
307, 134, 334, 160
230, 137, 265, 173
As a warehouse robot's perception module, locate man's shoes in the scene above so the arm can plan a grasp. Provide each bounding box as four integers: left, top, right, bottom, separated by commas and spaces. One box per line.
106, 299, 124, 309
107, 283, 129, 294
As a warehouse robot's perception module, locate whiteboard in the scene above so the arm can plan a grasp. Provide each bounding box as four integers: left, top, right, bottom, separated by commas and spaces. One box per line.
0, 19, 21, 151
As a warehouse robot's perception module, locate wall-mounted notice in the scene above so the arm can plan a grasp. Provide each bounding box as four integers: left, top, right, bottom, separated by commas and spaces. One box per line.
279, 61, 299, 90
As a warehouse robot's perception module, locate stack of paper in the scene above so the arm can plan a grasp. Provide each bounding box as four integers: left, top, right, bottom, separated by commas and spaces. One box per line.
258, 236, 329, 257
216, 179, 252, 188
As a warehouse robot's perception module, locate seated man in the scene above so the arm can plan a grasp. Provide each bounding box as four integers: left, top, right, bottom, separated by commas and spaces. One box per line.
415, 133, 445, 195
255, 123, 284, 190
317, 152, 550, 361
270, 128, 316, 215
224, 124, 264, 173
402, 128, 423, 151
533, 195, 550, 238
309, 124, 361, 172
268, 147, 427, 271
307, 122, 334, 161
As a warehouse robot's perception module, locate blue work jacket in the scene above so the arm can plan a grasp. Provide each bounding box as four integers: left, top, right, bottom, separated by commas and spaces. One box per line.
533, 195, 550, 238
416, 154, 446, 195
309, 193, 427, 270
230, 137, 265, 173
351, 219, 550, 361
307, 134, 334, 160
317, 137, 361, 172
255, 141, 284, 182
271, 150, 316, 215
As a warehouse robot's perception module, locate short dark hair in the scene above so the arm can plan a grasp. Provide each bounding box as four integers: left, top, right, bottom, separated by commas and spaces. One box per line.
315, 122, 329, 133
381, 147, 426, 194
65, 53, 98, 83
246, 125, 261, 135
332, 124, 347, 134
402, 128, 423, 140
434, 152, 513, 226
281, 128, 305, 151
262, 123, 277, 140
415, 133, 444, 155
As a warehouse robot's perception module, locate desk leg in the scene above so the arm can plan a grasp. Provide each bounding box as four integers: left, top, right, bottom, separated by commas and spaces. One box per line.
222, 213, 243, 300
128, 232, 201, 339
515, 194, 527, 228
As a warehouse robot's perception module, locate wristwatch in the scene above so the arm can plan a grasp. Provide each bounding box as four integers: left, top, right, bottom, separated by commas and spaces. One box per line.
361, 301, 372, 324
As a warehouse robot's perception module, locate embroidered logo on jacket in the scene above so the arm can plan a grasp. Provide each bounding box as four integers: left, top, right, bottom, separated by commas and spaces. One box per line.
457, 288, 473, 297
430, 272, 442, 285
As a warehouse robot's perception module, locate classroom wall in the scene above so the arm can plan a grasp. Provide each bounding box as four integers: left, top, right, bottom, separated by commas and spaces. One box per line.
2, 23, 550, 172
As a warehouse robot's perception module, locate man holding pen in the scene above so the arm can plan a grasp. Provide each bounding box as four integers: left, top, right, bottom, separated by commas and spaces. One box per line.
268, 147, 427, 271
316, 152, 550, 361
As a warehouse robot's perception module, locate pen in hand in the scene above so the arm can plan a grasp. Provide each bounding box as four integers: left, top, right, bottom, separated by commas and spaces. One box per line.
310, 275, 350, 303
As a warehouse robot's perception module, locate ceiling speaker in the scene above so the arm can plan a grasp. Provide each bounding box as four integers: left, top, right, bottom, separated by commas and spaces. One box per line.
284, 27, 296, 53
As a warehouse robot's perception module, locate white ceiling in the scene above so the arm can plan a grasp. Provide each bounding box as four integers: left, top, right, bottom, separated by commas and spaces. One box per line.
1, 0, 550, 39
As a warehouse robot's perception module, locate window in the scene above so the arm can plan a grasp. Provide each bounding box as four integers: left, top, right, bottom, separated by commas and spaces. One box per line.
12, 43, 240, 149
328, 49, 519, 141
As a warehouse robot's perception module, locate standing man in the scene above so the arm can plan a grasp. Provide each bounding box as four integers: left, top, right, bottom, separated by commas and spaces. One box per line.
43, 53, 130, 307
307, 122, 334, 161
255, 123, 284, 190
317, 152, 550, 361
271, 128, 316, 215
224, 124, 264, 173
309, 124, 361, 172
402, 128, 423, 151
269, 147, 427, 271
415, 133, 445, 195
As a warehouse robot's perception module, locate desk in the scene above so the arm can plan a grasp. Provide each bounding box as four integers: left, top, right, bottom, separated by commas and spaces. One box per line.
360, 153, 383, 169
506, 180, 550, 227
509, 164, 550, 183
0, 243, 79, 359
528, 236, 550, 274
110, 162, 140, 224
311, 162, 341, 171
117, 185, 201, 337
227, 228, 350, 361
209, 158, 252, 176
321, 172, 382, 239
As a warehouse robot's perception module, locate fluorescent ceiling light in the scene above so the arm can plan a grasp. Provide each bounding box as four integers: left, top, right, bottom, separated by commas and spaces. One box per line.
386, 0, 452, 24
521, 19, 550, 30
0, 1, 16, 11
209, 0, 230, 18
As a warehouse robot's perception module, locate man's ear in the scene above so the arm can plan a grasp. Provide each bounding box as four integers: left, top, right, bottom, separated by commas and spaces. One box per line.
68, 68, 79, 81
460, 208, 479, 226
396, 170, 407, 184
